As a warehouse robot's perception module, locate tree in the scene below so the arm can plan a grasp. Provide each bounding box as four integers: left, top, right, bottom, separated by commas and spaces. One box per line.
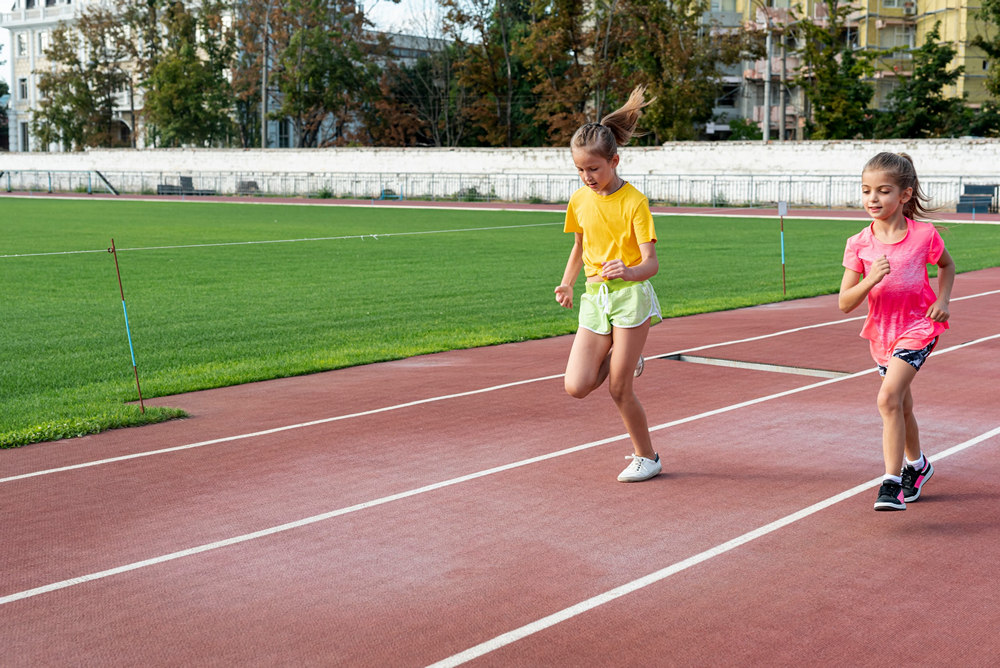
441, 0, 544, 146
266, 0, 381, 147
373, 40, 471, 146
875, 22, 967, 138
1, 43, 8, 150
620, 0, 761, 142
142, 0, 237, 147
793, 0, 875, 139
32, 8, 132, 150
517, 0, 603, 145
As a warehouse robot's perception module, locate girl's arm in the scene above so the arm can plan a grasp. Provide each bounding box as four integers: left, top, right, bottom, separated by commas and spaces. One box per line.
555, 233, 584, 309
601, 241, 659, 282
926, 248, 955, 322
838, 255, 890, 314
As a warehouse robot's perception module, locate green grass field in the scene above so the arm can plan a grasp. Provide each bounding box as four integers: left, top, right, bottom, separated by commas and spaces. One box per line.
2, 197, 998, 448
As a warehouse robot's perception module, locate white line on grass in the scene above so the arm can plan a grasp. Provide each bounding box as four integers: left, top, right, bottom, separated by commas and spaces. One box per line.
0, 222, 561, 258
1, 335, 996, 606
427, 424, 1000, 668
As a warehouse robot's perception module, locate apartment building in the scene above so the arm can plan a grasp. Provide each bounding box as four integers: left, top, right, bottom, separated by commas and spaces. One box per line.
715, 0, 992, 140
851, 0, 991, 108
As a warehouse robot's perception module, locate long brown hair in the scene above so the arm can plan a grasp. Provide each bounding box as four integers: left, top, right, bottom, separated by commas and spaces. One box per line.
863, 152, 934, 220
570, 86, 654, 160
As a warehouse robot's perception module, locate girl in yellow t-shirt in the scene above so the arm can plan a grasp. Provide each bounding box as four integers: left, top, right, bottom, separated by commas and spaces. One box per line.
554, 85, 664, 483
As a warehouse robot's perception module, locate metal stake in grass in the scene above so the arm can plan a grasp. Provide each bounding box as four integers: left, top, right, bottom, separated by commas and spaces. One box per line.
108, 238, 145, 413
777, 201, 788, 295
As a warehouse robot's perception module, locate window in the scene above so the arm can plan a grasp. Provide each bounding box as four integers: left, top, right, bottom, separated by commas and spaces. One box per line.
892, 25, 915, 49
18, 78, 28, 100
278, 120, 290, 148
16, 33, 28, 57
883, 0, 901, 7
21, 122, 30, 152
38, 31, 49, 56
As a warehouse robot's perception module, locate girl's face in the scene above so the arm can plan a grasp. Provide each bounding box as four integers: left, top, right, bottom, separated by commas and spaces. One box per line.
862, 169, 912, 224
572, 148, 620, 197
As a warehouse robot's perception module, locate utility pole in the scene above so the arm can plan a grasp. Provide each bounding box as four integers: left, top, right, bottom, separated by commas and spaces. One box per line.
779, 33, 786, 142
763, 23, 772, 143
261, 0, 276, 149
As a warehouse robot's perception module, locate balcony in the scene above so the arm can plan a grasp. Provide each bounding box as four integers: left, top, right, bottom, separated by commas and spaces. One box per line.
0, 2, 75, 28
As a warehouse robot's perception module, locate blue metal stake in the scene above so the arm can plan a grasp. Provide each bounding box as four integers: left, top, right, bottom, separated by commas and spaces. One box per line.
108, 239, 145, 413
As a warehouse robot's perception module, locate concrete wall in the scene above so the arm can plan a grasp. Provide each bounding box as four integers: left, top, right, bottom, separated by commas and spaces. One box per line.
2, 138, 1000, 177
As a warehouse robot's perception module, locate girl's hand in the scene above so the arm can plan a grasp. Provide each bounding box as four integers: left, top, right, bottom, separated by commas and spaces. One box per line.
600, 259, 630, 281
868, 255, 891, 284
926, 299, 950, 322
554, 284, 574, 309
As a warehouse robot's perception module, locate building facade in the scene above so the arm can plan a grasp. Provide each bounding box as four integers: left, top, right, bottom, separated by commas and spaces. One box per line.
712, 0, 993, 140
3, 0, 81, 152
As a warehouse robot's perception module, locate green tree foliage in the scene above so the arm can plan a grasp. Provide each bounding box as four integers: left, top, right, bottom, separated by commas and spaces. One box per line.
621, 0, 762, 142
1, 43, 8, 148
440, 0, 544, 146
269, 0, 381, 147
516, 0, 591, 145
143, 1, 236, 147
373, 40, 471, 146
875, 23, 967, 138
32, 8, 132, 150
727, 116, 763, 140
794, 0, 875, 139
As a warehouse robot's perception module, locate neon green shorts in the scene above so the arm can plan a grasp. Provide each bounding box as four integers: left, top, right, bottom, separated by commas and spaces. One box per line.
578, 279, 662, 335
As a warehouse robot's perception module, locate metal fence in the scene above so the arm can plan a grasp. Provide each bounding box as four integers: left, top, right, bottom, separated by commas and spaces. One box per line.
2, 168, 996, 210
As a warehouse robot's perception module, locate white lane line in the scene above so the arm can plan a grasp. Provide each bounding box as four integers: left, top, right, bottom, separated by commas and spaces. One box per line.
428, 424, 1000, 668
0, 375, 564, 484
2, 334, 996, 606
4, 288, 997, 485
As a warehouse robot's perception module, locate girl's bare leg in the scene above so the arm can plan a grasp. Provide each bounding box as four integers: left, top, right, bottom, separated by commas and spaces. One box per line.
564, 327, 613, 400
877, 358, 919, 476
608, 322, 654, 460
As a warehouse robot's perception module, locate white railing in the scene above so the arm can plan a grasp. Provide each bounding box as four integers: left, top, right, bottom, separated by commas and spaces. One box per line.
1, 168, 996, 211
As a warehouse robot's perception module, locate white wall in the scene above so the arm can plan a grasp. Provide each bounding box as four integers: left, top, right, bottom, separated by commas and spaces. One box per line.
2, 138, 999, 177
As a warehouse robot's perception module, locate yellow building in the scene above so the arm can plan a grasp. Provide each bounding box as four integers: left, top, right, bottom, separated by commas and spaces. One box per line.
849, 0, 992, 108
723, 0, 994, 139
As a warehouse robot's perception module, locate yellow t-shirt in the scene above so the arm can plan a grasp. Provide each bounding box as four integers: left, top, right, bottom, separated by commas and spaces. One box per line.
564, 182, 657, 278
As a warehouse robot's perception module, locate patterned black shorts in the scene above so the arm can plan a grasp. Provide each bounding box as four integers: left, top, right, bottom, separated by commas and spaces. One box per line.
876, 337, 939, 377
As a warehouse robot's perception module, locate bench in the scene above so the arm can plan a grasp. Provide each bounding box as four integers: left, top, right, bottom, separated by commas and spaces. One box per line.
236, 180, 260, 195
157, 177, 216, 196
957, 184, 998, 214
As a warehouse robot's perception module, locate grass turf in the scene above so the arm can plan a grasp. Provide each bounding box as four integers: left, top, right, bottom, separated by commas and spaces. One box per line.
2, 197, 997, 448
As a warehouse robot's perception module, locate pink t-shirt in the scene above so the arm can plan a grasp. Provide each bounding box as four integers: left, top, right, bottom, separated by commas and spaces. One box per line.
842, 218, 948, 366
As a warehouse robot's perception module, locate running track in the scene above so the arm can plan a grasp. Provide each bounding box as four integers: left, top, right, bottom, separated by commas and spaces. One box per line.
2, 258, 998, 664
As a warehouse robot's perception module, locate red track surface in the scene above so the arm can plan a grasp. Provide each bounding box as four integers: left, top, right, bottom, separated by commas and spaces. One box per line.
2, 256, 998, 665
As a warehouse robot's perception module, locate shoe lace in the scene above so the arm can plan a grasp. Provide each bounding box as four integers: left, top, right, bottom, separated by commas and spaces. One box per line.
900, 466, 917, 488
624, 454, 644, 471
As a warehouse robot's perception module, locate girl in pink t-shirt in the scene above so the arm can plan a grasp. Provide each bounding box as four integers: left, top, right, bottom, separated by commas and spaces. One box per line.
839, 152, 955, 512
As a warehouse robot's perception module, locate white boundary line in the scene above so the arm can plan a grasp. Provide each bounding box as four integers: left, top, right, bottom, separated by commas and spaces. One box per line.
428, 424, 1000, 667
3, 290, 997, 485
2, 333, 997, 606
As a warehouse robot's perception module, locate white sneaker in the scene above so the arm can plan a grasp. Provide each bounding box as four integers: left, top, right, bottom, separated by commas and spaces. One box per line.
617, 453, 661, 482
634, 354, 645, 378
